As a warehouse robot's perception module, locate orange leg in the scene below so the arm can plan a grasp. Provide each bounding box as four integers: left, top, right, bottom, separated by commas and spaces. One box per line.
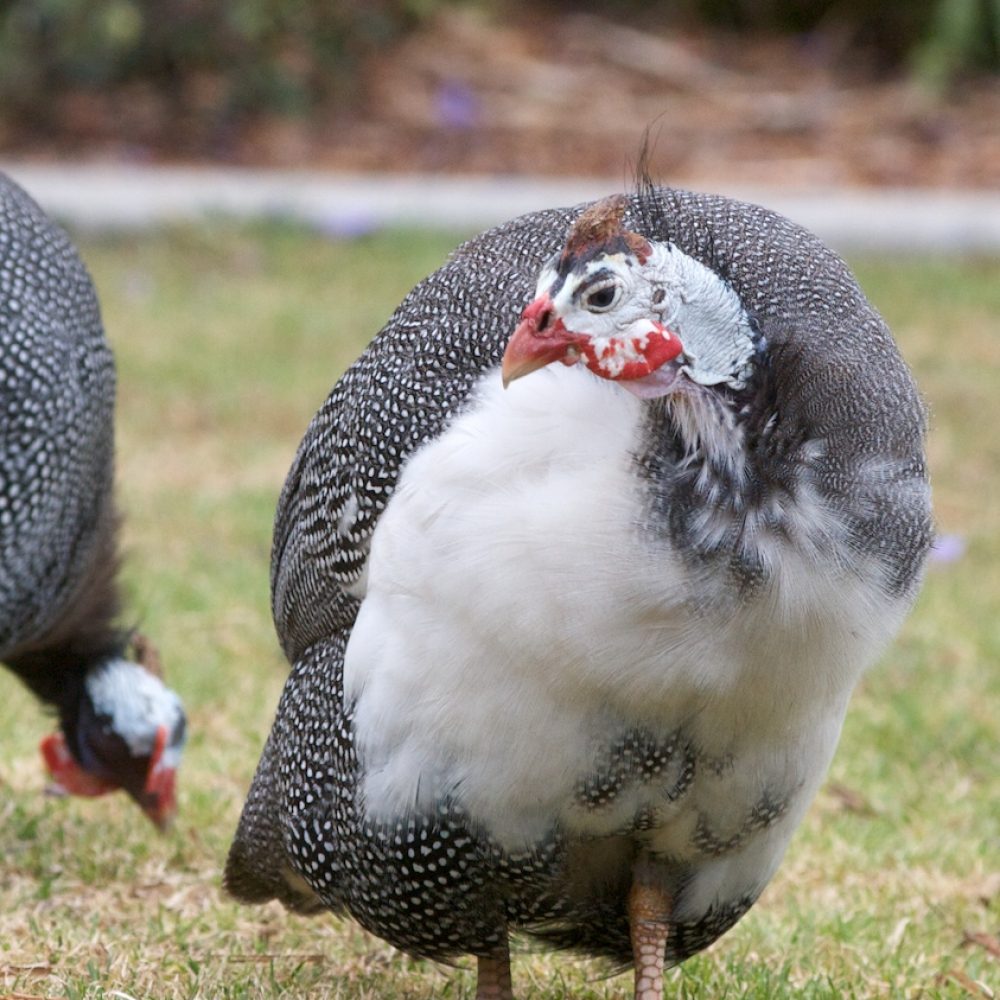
629, 878, 671, 1000
475, 935, 514, 1000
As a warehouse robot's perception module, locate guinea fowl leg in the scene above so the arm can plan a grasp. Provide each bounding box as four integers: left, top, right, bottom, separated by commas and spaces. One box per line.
629, 875, 671, 1000
475, 936, 514, 1000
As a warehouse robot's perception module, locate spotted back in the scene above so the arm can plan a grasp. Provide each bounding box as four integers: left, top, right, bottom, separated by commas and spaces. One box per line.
0, 174, 117, 664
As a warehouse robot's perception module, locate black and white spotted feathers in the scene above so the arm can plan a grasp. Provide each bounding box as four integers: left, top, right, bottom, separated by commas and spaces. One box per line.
227, 185, 932, 968
1, 172, 186, 826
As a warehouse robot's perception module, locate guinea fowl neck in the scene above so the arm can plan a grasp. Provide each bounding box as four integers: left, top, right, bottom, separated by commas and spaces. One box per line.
4, 508, 128, 718
8, 638, 124, 724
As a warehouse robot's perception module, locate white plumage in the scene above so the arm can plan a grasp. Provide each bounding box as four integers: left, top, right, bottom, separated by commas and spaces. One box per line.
346, 358, 906, 890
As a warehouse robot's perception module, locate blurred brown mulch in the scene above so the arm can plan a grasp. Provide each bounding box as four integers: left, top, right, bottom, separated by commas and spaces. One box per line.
5, 9, 999, 188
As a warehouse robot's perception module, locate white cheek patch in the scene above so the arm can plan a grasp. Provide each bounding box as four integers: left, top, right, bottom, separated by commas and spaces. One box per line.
85, 659, 186, 759
535, 262, 559, 298
553, 260, 646, 337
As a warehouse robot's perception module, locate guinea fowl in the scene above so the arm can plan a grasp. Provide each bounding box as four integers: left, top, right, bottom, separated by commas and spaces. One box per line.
226, 184, 932, 997
0, 172, 186, 829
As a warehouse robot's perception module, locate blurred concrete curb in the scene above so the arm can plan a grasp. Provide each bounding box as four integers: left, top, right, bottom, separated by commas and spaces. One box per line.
3, 161, 999, 254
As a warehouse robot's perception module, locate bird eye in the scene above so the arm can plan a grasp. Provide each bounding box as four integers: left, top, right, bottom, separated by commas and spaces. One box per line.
582, 281, 620, 312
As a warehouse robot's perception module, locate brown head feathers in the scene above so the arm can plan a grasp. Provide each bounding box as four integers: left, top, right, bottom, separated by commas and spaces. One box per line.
560, 194, 652, 272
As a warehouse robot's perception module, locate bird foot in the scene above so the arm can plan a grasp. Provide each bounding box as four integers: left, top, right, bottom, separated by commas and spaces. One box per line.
475, 939, 514, 1000
629, 878, 671, 1000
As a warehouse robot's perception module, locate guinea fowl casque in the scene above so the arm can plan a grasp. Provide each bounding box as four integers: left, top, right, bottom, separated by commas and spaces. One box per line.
0, 172, 186, 829
226, 183, 932, 997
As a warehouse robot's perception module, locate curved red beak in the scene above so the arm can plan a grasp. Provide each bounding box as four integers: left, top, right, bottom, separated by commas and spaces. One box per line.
502, 296, 584, 387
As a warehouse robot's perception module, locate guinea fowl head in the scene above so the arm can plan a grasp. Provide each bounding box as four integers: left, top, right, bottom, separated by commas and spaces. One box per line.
40, 647, 187, 830
503, 194, 759, 400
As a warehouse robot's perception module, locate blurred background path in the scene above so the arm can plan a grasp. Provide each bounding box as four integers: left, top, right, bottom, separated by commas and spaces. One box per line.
1, 161, 999, 252
1, 4, 998, 250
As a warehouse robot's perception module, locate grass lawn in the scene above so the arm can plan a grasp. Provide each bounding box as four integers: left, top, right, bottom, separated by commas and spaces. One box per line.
0, 221, 997, 999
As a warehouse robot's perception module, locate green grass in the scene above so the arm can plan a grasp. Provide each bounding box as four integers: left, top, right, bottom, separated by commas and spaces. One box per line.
1, 224, 997, 999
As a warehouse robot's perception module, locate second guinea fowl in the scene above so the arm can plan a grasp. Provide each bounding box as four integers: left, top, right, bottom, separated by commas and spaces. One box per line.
0, 172, 186, 828
227, 187, 931, 998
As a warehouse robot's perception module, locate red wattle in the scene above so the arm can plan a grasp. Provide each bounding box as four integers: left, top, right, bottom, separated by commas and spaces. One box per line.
142, 724, 178, 829
581, 322, 683, 382
40, 732, 116, 798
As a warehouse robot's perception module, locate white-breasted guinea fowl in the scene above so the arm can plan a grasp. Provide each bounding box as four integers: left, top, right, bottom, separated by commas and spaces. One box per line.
226, 183, 932, 997
0, 172, 186, 829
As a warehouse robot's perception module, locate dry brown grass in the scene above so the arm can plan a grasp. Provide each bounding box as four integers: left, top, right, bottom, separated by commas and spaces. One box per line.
1, 226, 997, 998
